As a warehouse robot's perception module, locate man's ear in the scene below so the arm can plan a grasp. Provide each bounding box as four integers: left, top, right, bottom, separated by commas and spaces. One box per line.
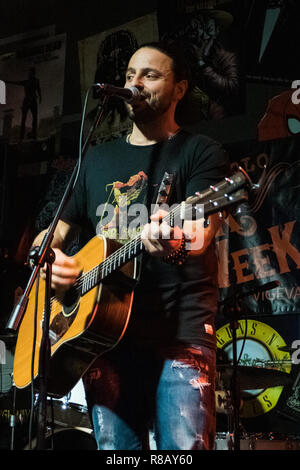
174, 79, 188, 101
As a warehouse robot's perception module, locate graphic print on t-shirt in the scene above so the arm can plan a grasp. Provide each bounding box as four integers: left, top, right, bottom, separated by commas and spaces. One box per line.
97, 170, 148, 243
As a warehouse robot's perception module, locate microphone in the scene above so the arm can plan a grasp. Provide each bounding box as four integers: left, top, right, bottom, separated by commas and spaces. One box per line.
93, 83, 141, 104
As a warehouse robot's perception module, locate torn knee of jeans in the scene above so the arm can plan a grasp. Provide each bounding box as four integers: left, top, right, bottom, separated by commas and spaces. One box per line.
171, 359, 192, 369
189, 374, 211, 390
171, 358, 209, 372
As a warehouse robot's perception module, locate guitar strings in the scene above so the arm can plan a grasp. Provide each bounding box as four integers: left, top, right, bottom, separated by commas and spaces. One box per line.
77, 202, 183, 287
47, 176, 243, 316
64, 189, 221, 293
76, 180, 241, 289
47, 204, 183, 316
77, 188, 216, 287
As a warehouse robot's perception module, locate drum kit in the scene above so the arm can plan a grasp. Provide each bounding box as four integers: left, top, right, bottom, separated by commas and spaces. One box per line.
1, 326, 297, 451
1, 292, 299, 452
214, 360, 297, 450
0, 330, 96, 450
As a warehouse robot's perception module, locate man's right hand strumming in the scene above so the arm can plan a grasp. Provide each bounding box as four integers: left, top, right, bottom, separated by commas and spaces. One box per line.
40, 248, 81, 295
32, 219, 81, 296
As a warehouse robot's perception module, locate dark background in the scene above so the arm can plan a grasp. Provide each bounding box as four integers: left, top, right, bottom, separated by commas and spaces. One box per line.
0, 0, 299, 443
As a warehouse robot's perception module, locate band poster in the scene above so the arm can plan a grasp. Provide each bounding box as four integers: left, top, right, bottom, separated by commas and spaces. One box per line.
244, 0, 300, 85
0, 29, 66, 145
77, 13, 159, 143
157, 0, 245, 123
215, 133, 300, 433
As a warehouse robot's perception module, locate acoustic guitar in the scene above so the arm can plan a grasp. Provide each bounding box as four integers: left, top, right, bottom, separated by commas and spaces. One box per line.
12, 169, 251, 397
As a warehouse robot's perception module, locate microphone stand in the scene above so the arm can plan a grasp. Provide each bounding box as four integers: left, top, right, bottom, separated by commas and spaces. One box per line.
219, 280, 280, 451
221, 298, 242, 451
6, 94, 109, 450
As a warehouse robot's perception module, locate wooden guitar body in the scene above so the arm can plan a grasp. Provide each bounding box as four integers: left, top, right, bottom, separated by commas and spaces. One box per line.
13, 235, 137, 397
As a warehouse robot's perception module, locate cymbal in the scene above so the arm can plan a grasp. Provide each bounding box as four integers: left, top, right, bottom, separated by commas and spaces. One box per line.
217, 364, 292, 390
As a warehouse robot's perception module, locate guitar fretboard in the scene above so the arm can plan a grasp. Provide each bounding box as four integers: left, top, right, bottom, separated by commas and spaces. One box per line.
80, 235, 144, 295
80, 206, 181, 295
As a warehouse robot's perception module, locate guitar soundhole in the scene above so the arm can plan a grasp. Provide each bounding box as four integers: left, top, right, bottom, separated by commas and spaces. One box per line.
49, 286, 80, 346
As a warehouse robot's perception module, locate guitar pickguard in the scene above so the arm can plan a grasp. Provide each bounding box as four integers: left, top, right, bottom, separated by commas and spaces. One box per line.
49, 300, 80, 346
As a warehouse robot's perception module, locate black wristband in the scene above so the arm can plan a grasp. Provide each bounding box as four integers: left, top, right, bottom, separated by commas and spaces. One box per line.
162, 234, 188, 266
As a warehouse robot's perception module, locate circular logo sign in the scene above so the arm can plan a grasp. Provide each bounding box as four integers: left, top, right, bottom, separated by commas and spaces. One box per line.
216, 319, 291, 418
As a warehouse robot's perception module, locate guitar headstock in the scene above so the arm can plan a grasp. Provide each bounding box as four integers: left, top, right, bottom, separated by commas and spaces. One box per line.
182, 168, 253, 220
153, 172, 174, 213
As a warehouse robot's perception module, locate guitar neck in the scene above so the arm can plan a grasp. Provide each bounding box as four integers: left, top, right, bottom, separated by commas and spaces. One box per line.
80, 168, 251, 295
81, 234, 143, 295
80, 207, 179, 295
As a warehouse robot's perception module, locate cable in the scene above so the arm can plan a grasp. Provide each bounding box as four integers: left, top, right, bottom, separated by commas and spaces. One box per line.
73, 86, 93, 190
28, 270, 40, 450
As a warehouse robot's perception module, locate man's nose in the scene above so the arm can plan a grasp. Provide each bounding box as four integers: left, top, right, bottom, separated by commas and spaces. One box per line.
130, 76, 144, 89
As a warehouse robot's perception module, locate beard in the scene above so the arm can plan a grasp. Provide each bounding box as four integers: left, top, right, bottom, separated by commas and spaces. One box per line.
125, 92, 175, 124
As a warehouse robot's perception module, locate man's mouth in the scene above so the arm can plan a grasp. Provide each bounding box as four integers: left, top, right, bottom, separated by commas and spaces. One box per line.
130, 94, 149, 107
140, 91, 151, 101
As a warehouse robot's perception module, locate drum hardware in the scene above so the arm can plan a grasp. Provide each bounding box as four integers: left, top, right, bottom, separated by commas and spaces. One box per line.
23, 426, 97, 450
218, 280, 281, 451
9, 385, 17, 450
0, 383, 32, 450
0, 328, 92, 449
46, 379, 92, 430
0, 340, 14, 394
215, 432, 300, 451
215, 361, 292, 449
217, 364, 292, 390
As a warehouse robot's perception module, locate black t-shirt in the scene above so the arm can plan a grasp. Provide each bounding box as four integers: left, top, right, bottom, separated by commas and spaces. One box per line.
62, 130, 230, 349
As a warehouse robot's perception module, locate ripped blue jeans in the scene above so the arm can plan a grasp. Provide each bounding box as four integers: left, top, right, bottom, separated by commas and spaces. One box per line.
83, 343, 216, 450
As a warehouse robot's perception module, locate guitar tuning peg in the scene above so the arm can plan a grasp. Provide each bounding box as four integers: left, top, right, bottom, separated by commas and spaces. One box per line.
225, 177, 234, 184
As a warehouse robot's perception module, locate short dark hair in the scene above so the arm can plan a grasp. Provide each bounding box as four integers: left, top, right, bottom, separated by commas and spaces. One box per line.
137, 41, 192, 86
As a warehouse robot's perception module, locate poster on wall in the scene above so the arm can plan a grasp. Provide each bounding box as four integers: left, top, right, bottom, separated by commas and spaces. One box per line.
215, 313, 300, 435
245, 0, 300, 85
157, 0, 245, 123
215, 134, 300, 434
257, 87, 300, 142
0, 32, 66, 145
78, 13, 159, 143
218, 134, 300, 310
